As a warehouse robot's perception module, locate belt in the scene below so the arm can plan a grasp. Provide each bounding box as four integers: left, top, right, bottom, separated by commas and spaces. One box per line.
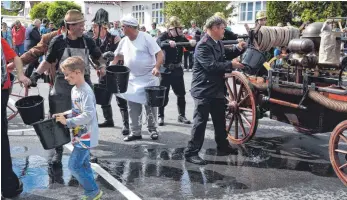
164, 63, 182, 70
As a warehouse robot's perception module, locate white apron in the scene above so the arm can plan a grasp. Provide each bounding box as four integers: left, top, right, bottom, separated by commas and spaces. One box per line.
115, 32, 160, 104
117, 71, 159, 104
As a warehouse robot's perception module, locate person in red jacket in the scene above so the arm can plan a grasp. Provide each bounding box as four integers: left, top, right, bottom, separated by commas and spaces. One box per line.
1, 38, 31, 198
11, 20, 26, 56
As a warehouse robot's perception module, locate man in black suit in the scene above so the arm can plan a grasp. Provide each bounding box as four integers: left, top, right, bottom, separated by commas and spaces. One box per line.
185, 15, 246, 165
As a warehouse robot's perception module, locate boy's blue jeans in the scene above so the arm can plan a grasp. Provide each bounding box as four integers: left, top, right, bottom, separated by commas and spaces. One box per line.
68, 146, 99, 197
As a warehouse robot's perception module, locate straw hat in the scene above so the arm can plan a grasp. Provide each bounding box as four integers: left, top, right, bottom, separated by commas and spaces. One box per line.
64, 9, 86, 24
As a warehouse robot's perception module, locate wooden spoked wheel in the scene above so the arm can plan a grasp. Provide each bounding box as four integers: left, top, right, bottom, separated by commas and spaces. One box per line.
225, 71, 258, 145
329, 120, 347, 186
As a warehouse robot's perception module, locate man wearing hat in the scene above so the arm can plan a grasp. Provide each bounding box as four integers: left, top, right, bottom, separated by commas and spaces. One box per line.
255, 11, 267, 26
91, 14, 130, 135
111, 15, 164, 141
43, 9, 106, 165
156, 16, 196, 126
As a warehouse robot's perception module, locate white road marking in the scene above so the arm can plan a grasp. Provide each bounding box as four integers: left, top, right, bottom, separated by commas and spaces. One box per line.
64, 143, 142, 200
8, 128, 35, 133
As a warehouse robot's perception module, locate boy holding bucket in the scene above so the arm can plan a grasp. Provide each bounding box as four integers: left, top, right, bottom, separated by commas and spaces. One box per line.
53, 56, 102, 200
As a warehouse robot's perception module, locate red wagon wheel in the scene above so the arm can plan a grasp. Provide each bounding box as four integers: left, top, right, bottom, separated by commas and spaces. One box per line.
329, 120, 347, 186
225, 71, 259, 144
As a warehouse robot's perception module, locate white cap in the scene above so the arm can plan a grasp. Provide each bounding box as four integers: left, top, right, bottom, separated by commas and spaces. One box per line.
121, 15, 138, 27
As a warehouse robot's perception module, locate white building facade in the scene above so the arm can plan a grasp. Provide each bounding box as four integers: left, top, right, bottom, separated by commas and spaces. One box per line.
120, 1, 165, 31
229, 1, 267, 28
78, 1, 266, 32
80, 1, 122, 30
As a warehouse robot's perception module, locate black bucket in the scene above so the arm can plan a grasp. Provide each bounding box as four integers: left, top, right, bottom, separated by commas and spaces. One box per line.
241, 47, 267, 74
145, 86, 167, 107
93, 84, 112, 105
106, 65, 130, 93
32, 119, 71, 150
15, 95, 45, 125
49, 94, 72, 114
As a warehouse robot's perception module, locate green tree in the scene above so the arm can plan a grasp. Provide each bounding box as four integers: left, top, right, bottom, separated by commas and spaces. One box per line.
289, 1, 342, 23
1, 7, 18, 16
46, 1, 81, 26
29, 2, 51, 20
1, 1, 23, 16
163, 1, 233, 28
266, 2, 292, 26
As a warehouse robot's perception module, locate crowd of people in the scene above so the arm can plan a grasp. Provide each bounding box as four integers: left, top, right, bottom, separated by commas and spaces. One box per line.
2, 8, 346, 200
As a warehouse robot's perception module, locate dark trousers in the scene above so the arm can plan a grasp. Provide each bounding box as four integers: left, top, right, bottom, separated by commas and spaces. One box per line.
185, 97, 229, 157
99, 76, 128, 123
183, 51, 193, 70
1, 89, 20, 191
158, 73, 186, 118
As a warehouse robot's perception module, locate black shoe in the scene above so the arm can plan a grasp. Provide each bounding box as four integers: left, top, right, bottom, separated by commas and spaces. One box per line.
178, 116, 191, 124
185, 155, 207, 165
2, 179, 23, 198
98, 120, 114, 128
90, 155, 98, 163
158, 117, 164, 126
149, 130, 159, 140
122, 126, 130, 135
124, 135, 142, 142
217, 146, 238, 156
51, 148, 63, 165
68, 176, 79, 187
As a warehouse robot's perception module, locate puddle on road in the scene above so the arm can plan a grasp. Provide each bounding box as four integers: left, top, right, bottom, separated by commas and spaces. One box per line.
98, 137, 340, 199
12, 155, 75, 193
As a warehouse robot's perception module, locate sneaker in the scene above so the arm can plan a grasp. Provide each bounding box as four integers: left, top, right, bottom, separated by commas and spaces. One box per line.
178, 116, 191, 124
81, 190, 103, 200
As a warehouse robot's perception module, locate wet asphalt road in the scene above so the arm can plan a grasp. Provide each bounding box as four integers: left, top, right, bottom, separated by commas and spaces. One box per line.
6, 70, 347, 200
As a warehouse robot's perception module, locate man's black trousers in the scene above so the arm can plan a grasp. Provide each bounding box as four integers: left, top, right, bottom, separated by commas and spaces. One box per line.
158, 72, 186, 118
185, 97, 230, 157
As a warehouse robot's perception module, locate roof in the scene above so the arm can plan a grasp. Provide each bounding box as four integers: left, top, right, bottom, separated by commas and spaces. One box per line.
85, 1, 121, 5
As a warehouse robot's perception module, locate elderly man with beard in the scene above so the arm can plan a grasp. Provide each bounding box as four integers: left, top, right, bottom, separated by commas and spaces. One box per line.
156, 16, 196, 126
91, 16, 130, 135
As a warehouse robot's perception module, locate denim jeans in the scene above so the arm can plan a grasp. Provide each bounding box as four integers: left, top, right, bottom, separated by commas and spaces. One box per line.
15, 44, 24, 56
68, 146, 99, 197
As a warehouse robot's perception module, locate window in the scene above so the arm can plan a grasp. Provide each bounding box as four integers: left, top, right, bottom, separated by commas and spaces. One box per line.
239, 1, 266, 22
152, 2, 164, 24
132, 5, 145, 25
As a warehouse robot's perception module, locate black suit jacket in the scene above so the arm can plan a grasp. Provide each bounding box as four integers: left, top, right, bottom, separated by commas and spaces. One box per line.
24, 25, 41, 52
191, 34, 243, 99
